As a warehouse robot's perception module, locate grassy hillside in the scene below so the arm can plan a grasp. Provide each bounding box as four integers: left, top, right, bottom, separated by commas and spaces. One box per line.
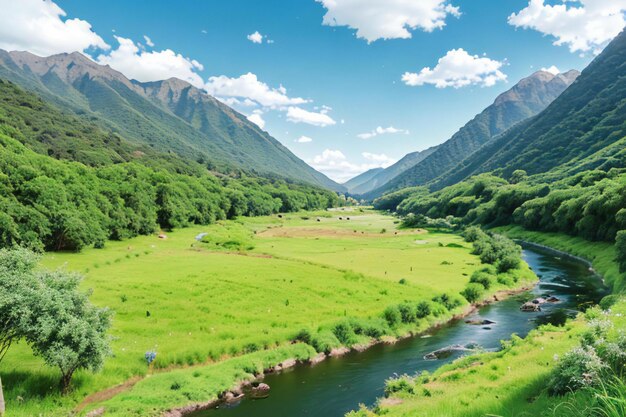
0, 50, 342, 190
365, 70, 578, 198
1, 210, 534, 416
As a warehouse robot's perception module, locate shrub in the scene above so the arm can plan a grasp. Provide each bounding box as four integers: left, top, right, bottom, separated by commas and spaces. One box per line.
432, 293, 463, 311
599, 295, 621, 311
496, 275, 515, 287
332, 322, 357, 345
384, 374, 415, 396
469, 270, 494, 290
497, 254, 521, 272
350, 318, 389, 338
415, 301, 432, 319
398, 303, 415, 323
548, 346, 607, 396
461, 283, 484, 303
311, 329, 341, 354
383, 305, 401, 327
293, 328, 312, 344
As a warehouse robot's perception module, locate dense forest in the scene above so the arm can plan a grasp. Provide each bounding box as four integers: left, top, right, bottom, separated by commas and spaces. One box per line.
0, 80, 340, 252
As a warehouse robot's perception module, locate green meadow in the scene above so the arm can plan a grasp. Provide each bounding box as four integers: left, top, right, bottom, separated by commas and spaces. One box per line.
2, 209, 528, 416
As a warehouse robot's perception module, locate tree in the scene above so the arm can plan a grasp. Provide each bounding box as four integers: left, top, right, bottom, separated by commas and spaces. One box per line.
24, 270, 112, 393
509, 169, 528, 184
0, 248, 111, 394
0, 248, 41, 412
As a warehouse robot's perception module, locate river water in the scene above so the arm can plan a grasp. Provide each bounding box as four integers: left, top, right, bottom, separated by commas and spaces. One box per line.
197, 245, 608, 417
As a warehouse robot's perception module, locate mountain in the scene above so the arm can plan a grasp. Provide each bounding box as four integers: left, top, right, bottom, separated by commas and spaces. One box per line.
0, 50, 344, 191
364, 69, 580, 198
343, 168, 384, 193
347, 146, 438, 195
431, 28, 626, 190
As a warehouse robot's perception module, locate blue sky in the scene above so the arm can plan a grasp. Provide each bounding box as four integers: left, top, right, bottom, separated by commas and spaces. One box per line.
2, 1, 625, 182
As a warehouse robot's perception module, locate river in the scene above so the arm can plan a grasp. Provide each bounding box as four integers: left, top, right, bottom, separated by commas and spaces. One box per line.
195, 245, 608, 417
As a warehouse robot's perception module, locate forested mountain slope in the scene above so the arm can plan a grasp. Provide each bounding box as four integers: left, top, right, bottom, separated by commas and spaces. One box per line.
0, 50, 343, 190
431, 29, 626, 190
365, 69, 579, 198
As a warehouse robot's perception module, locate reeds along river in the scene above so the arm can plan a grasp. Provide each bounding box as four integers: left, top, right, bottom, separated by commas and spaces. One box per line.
195, 244, 608, 417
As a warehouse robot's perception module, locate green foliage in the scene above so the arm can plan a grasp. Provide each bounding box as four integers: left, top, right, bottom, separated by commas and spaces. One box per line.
469, 268, 495, 290
0, 248, 111, 393
464, 228, 523, 273
461, 283, 484, 303
599, 294, 621, 311
382, 306, 401, 327
311, 329, 341, 354
415, 301, 432, 319
616, 231, 626, 273
0, 132, 337, 251
548, 346, 607, 396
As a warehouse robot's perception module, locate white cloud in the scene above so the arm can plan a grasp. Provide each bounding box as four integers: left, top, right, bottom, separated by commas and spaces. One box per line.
316, 0, 460, 42
0, 0, 109, 56
205, 73, 308, 108
143, 35, 155, 48
296, 136, 313, 143
357, 126, 409, 139
286, 106, 336, 127
402, 48, 507, 88
508, 0, 626, 54
541, 65, 561, 75
247, 31, 264, 44
247, 109, 265, 129
310, 149, 397, 182
362, 152, 396, 166
96, 36, 205, 87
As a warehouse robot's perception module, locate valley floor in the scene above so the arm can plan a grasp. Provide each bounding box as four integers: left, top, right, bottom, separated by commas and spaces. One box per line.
2, 209, 534, 417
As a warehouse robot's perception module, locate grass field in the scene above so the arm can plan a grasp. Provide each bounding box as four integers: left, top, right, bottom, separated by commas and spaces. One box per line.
349, 227, 626, 417
2, 209, 526, 417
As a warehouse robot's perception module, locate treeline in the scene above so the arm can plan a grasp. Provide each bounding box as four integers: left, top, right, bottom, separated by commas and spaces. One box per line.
0, 133, 339, 252
375, 169, 626, 244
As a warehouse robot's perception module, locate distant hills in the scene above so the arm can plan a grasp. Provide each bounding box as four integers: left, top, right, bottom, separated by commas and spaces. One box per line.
357, 69, 579, 199
431, 28, 626, 189
344, 146, 438, 194
0, 50, 344, 191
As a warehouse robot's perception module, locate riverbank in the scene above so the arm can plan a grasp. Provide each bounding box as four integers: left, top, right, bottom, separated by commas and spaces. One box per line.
347, 228, 623, 417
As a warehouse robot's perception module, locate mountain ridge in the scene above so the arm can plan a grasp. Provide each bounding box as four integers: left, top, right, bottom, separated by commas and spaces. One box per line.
0, 49, 344, 191
362, 68, 580, 199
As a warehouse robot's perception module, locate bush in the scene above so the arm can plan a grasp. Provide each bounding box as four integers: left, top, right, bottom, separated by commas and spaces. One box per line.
332, 322, 357, 345
350, 318, 389, 338
398, 303, 415, 323
461, 283, 484, 303
599, 294, 621, 311
497, 254, 521, 272
469, 270, 494, 290
548, 346, 607, 396
293, 328, 312, 344
311, 330, 341, 354
383, 305, 401, 327
384, 374, 415, 396
432, 293, 463, 311
415, 301, 432, 319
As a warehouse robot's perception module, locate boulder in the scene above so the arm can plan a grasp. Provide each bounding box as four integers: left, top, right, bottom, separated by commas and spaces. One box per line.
546, 296, 560, 303
424, 343, 481, 360
532, 297, 547, 304
250, 383, 271, 399
521, 302, 541, 312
